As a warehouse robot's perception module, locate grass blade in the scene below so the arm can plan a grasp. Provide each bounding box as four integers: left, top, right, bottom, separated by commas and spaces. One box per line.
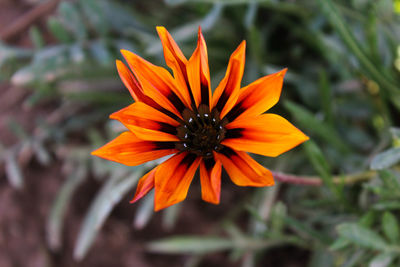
73, 167, 145, 261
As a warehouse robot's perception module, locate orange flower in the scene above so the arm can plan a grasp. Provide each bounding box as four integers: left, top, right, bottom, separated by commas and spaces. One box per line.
92, 27, 309, 211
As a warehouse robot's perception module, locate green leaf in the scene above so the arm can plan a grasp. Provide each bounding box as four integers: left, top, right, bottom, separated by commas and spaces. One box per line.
285, 216, 331, 244
79, 0, 110, 36
32, 140, 51, 166
303, 140, 341, 199
337, 223, 388, 251
270, 201, 287, 234
7, 120, 29, 140
359, 210, 376, 228
133, 191, 154, 230
284, 101, 349, 153
69, 43, 86, 64
162, 202, 182, 231
0, 43, 32, 71
248, 26, 264, 66
147, 236, 233, 254
4, 151, 24, 189
365, 10, 379, 66
370, 148, 400, 170
102, 0, 147, 33
47, 16, 73, 43
164, 0, 299, 5
390, 127, 400, 143
329, 237, 350, 251
378, 170, 400, 195
146, 4, 223, 56
29, 26, 44, 49
318, 70, 333, 126
382, 212, 400, 244
318, 0, 400, 109
369, 253, 394, 267
373, 201, 400, 210
309, 249, 334, 267
244, 3, 258, 29
73, 167, 146, 261
58, 2, 87, 41
88, 40, 113, 66
342, 250, 367, 267
11, 45, 72, 86
47, 165, 86, 251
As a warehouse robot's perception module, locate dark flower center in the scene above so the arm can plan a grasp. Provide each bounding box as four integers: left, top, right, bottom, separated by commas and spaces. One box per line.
176, 104, 227, 158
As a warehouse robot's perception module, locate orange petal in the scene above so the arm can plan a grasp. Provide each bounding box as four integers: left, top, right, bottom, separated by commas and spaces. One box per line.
111, 102, 180, 142
200, 158, 222, 204
121, 49, 188, 118
223, 114, 309, 157
116, 60, 144, 102
212, 41, 246, 119
116, 60, 174, 114
214, 148, 274, 187
130, 167, 157, 203
115, 119, 178, 142
154, 153, 201, 211
156, 26, 192, 107
226, 68, 287, 121
91, 131, 178, 166
186, 27, 211, 108
111, 101, 179, 126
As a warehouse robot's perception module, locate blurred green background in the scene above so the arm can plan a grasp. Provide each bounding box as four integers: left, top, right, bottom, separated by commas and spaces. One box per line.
1, 0, 400, 266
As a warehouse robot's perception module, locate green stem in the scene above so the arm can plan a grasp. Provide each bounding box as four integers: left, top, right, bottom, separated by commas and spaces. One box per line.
271, 170, 376, 186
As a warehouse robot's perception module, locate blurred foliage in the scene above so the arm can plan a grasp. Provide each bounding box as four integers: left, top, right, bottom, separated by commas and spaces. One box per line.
1, 0, 400, 266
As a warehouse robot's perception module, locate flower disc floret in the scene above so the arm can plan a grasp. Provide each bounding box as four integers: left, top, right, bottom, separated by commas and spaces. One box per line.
176, 105, 227, 158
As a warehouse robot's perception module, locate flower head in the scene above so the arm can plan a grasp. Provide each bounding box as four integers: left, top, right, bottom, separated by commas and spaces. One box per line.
92, 27, 309, 211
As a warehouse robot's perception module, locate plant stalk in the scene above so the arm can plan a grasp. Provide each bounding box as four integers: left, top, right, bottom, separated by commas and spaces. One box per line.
271, 170, 376, 186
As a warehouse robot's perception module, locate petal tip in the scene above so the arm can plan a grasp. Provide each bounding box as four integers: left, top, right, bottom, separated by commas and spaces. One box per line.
120, 49, 133, 58
91, 148, 102, 157
266, 180, 275, 187
235, 41, 246, 58
278, 68, 288, 77
156, 26, 167, 36
206, 198, 220, 205
239, 40, 246, 49
130, 189, 152, 204
129, 195, 141, 204
116, 60, 127, 73
197, 26, 205, 42
154, 202, 167, 212
109, 112, 118, 120
302, 134, 310, 142
120, 49, 128, 54
268, 176, 276, 186
91, 146, 111, 158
